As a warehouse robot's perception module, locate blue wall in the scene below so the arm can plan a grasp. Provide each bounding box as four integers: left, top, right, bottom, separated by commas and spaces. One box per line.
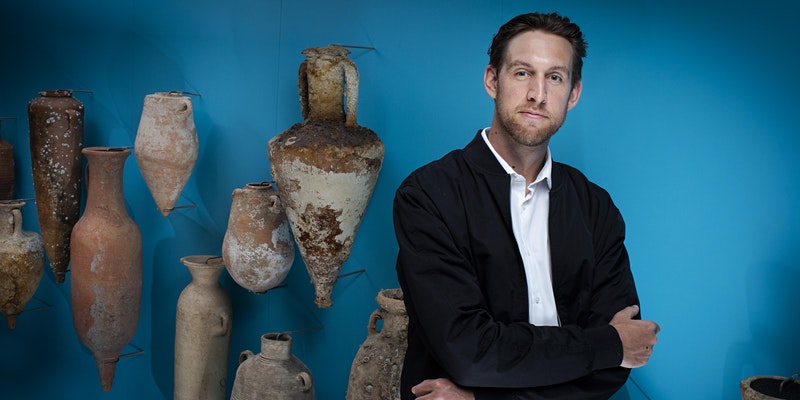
1, 1, 798, 399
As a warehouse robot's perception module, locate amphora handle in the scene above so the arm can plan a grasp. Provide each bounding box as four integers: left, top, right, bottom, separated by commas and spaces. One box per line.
296, 371, 313, 392
238, 350, 254, 365
367, 309, 384, 335
11, 208, 22, 236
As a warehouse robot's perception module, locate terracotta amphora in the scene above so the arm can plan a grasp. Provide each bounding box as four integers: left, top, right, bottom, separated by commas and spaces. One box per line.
230, 333, 315, 400
0, 125, 14, 200
346, 288, 408, 400
174, 255, 232, 400
70, 147, 142, 392
0, 200, 45, 329
28, 89, 84, 283
134, 91, 198, 216
222, 182, 295, 293
267, 45, 384, 308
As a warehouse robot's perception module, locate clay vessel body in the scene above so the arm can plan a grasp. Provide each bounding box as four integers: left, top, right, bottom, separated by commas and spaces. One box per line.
134, 92, 198, 216
230, 333, 315, 400
268, 45, 384, 308
174, 255, 232, 400
222, 182, 294, 293
27, 89, 84, 283
70, 147, 142, 392
0, 200, 45, 329
346, 288, 408, 400
0, 129, 14, 200
740, 375, 800, 400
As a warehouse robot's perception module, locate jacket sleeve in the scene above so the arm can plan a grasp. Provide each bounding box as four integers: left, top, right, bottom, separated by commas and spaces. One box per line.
394, 179, 627, 397
472, 201, 636, 399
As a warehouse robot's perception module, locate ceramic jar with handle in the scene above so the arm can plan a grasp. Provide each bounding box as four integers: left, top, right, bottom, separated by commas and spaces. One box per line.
174, 255, 232, 400
268, 45, 384, 308
0, 200, 45, 329
230, 332, 315, 400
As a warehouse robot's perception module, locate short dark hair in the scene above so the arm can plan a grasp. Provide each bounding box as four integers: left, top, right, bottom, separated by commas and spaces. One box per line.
487, 12, 587, 86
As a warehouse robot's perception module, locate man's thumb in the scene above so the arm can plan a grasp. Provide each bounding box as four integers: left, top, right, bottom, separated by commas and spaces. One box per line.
621, 304, 640, 319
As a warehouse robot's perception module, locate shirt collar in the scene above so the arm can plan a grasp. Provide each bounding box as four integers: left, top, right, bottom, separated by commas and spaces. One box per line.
481, 128, 552, 189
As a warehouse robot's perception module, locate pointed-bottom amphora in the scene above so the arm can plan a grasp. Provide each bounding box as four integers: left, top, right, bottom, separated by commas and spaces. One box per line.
267, 44, 384, 308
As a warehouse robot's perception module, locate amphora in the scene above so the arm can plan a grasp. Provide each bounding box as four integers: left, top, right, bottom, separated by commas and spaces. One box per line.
230, 332, 315, 400
134, 91, 198, 216
174, 255, 231, 400
70, 147, 142, 391
0, 124, 14, 200
0, 200, 45, 329
346, 288, 408, 400
222, 182, 294, 293
268, 45, 384, 308
28, 89, 84, 283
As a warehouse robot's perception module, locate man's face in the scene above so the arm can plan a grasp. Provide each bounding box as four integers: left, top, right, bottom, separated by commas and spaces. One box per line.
484, 30, 582, 147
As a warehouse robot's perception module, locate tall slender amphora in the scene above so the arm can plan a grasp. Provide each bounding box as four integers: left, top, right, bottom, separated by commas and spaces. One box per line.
175, 255, 232, 400
222, 182, 295, 293
267, 45, 384, 308
230, 333, 315, 400
70, 147, 142, 392
346, 288, 408, 400
28, 89, 84, 283
134, 91, 198, 216
0, 200, 45, 329
0, 124, 15, 200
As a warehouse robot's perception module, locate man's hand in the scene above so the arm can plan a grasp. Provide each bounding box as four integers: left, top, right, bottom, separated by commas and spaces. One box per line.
412, 378, 475, 400
610, 305, 660, 368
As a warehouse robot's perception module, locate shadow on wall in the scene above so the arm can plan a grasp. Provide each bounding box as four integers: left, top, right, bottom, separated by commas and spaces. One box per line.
723, 260, 800, 387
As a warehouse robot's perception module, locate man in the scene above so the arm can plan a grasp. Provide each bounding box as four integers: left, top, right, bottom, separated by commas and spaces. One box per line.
393, 12, 660, 400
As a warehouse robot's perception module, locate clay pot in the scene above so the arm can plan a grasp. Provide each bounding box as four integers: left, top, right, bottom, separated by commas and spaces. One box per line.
0, 200, 45, 329
174, 255, 232, 400
27, 89, 84, 283
268, 45, 384, 308
230, 333, 315, 400
0, 126, 14, 200
134, 91, 198, 216
741, 375, 800, 400
222, 182, 295, 293
70, 147, 142, 392
346, 288, 408, 400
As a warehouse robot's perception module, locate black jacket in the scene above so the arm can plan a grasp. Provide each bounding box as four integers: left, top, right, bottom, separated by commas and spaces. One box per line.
394, 131, 639, 399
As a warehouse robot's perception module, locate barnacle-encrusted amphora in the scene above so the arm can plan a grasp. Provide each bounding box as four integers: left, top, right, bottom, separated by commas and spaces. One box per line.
267, 45, 384, 308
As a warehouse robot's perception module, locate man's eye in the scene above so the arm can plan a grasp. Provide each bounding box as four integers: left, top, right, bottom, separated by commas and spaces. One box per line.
515, 71, 530, 77
548, 74, 563, 82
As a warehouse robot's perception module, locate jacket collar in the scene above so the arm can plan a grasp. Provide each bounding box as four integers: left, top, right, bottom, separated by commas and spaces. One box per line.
462, 129, 564, 193
462, 130, 508, 177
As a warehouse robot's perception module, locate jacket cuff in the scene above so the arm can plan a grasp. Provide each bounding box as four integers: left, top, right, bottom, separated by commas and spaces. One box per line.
586, 324, 624, 370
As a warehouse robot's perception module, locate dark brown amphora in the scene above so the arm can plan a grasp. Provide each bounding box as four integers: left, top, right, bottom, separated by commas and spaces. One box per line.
267, 45, 384, 308
0, 123, 14, 200
346, 288, 408, 400
70, 147, 141, 392
28, 89, 84, 283
0, 200, 45, 329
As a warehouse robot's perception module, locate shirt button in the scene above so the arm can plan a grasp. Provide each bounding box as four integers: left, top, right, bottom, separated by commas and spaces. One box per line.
534, 296, 541, 304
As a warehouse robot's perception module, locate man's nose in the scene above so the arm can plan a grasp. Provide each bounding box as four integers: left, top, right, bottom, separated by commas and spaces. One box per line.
527, 80, 547, 104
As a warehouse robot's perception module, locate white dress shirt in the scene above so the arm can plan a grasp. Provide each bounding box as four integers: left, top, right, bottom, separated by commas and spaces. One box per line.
481, 128, 559, 326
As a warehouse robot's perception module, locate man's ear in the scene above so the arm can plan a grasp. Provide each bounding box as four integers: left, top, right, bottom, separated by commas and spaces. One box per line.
567, 79, 582, 110
484, 65, 498, 99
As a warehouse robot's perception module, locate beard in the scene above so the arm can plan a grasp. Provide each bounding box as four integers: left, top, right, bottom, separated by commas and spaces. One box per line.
494, 95, 568, 148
